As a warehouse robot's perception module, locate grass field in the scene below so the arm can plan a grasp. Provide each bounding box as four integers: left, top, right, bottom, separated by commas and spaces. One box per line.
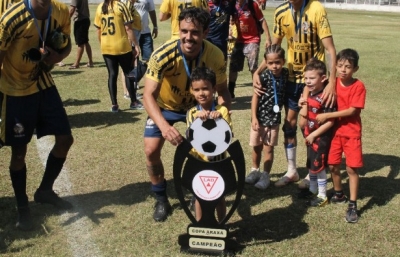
1, 5, 400, 257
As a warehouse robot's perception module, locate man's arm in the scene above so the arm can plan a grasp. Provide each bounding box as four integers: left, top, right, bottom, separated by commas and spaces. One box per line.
44, 36, 72, 64
125, 23, 140, 57
261, 19, 271, 48
69, 5, 76, 18
0, 50, 7, 77
321, 36, 337, 107
215, 80, 231, 111
149, 10, 158, 38
159, 12, 170, 21
143, 78, 182, 145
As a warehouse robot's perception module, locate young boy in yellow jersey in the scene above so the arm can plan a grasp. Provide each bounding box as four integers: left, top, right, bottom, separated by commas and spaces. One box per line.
186, 67, 232, 222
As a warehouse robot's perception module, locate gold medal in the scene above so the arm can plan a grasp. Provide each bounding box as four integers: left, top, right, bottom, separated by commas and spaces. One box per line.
215, 11, 220, 17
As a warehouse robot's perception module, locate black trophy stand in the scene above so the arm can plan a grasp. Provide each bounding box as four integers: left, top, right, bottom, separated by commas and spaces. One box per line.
173, 139, 245, 255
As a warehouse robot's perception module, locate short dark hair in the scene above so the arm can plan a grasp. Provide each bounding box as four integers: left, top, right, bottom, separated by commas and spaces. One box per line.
190, 67, 216, 87
178, 7, 210, 31
337, 48, 359, 67
304, 58, 327, 76
264, 44, 285, 60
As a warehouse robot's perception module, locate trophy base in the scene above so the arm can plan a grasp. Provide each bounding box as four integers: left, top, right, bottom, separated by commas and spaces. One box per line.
178, 234, 244, 256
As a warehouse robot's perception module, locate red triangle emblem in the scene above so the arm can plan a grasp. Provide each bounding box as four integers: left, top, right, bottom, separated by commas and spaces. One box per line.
199, 176, 218, 194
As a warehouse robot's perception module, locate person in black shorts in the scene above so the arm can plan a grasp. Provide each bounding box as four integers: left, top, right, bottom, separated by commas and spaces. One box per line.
69, 0, 94, 69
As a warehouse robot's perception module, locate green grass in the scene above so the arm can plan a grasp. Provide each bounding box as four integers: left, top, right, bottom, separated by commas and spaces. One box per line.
1, 6, 400, 257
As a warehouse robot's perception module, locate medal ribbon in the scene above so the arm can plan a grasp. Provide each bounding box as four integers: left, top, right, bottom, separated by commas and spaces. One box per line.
269, 71, 282, 109
177, 41, 203, 77
290, 0, 305, 36
29, 0, 52, 49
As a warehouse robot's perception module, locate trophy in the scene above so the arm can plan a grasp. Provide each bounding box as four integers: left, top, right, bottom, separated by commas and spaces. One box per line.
173, 118, 245, 255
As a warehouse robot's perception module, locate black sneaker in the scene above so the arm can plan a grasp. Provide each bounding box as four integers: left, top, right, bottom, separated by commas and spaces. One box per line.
297, 189, 316, 199
345, 206, 358, 223
16, 206, 33, 231
330, 194, 348, 204
34, 190, 73, 210
153, 201, 171, 222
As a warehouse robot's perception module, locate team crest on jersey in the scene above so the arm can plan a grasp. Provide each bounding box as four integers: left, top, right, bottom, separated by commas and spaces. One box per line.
302, 21, 310, 34
14, 123, 25, 137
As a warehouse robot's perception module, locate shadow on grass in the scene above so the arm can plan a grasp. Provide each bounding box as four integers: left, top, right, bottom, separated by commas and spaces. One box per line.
63, 98, 101, 107
67, 111, 141, 129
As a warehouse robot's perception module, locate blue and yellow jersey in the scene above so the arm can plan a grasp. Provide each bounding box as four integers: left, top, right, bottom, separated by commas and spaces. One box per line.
94, 0, 133, 55
145, 39, 227, 112
121, 0, 141, 31
186, 104, 232, 161
160, 0, 209, 39
273, 0, 332, 83
0, 0, 70, 96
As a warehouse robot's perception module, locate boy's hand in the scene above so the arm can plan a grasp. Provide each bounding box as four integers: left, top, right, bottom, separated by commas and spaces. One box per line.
305, 133, 316, 144
251, 119, 259, 131
316, 113, 328, 124
321, 80, 336, 108
196, 110, 209, 121
209, 111, 222, 119
253, 73, 265, 96
298, 94, 307, 107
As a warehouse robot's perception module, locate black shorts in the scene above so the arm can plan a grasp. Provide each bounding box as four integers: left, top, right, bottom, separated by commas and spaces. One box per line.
74, 18, 90, 45
306, 135, 331, 174
0, 87, 72, 147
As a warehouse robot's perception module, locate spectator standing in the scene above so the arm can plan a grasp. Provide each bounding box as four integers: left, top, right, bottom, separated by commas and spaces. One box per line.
69, 0, 94, 69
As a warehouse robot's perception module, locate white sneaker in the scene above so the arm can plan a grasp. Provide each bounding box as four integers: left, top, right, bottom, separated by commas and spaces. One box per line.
245, 169, 261, 184
254, 172, 270, 190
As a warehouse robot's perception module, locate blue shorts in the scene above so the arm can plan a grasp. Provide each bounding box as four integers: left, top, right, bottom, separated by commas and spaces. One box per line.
285, 81, 305, 112
0, 86, 71, 147
144, 109, 186, 138
139, 33, 154, 62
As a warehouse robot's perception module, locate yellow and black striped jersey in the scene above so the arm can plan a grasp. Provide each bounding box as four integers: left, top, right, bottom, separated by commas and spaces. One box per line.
0, 0, 70, 96
121, 0, 141, 31
94, 1, 133, 55
186, 105, 232, 161
0, 0, 21, 16
145, 39, 227, 112
160, 0, 209, 39
273, 0, 332, 83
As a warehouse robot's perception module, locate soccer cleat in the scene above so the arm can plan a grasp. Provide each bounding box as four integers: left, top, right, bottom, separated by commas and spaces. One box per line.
298, 174, 310, 189
245, 169, 261, 184
136, 93, 143, 100
111, 105, 119, 112
16, 206, 33, 231
330, 194, 348, 204
298, 189, 316, 199
308, 196, 328, 207
153, 201, 171, 222
345, 205, 358, 223
274, 172, 300, 187
130, 100, 145, 110
34, 190, 73, 210
254, 172, 270, 190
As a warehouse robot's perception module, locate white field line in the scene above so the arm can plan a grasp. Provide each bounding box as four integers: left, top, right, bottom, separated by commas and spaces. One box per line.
35, 136, 102, 257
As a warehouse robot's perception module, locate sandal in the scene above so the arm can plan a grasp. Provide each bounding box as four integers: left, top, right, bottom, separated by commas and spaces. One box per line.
69, 65, 79, 69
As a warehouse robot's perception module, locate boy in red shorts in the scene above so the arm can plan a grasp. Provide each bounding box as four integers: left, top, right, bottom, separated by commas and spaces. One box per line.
316, 49, 366, 223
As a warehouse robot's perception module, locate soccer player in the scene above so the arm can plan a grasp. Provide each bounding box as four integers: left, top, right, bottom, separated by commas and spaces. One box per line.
142, 7, 231, 222
0, 0, 73, 230
253, 0, 337, 189
159, 0, 209, 39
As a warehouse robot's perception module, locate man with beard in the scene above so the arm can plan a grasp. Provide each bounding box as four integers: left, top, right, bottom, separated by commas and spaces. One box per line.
142, 7, 231, 222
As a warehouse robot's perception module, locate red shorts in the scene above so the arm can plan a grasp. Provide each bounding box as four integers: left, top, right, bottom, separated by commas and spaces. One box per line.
328, 135, 363, 168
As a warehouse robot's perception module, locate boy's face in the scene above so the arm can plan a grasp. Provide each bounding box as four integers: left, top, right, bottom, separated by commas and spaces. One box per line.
304, 70, 327, 94
336, 59, 359, 82
265, 53, 285, 77
191, 79, 215, 107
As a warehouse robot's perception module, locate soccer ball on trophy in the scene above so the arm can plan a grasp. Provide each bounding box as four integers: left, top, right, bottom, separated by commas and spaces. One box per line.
187, 118, 232, 157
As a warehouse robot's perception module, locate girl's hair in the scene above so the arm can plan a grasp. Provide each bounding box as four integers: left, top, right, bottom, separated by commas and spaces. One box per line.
190, 67, 216, 87
264, 44, 285, 60
102, 0, 114, 15
304, 58, 327, 76
337, 48, 359, 67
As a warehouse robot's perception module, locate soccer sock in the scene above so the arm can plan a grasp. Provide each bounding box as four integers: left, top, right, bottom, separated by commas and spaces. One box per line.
152, 179, 168, 203
38, 153, 66, 191
285, 144, 297, 176
309, 173, 318, 195
349, 200, 357, 209
317, 169, 327, 199
10, 166, 29, 207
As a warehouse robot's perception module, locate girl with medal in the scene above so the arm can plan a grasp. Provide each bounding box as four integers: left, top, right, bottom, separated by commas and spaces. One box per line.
246, 45, 288, 190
